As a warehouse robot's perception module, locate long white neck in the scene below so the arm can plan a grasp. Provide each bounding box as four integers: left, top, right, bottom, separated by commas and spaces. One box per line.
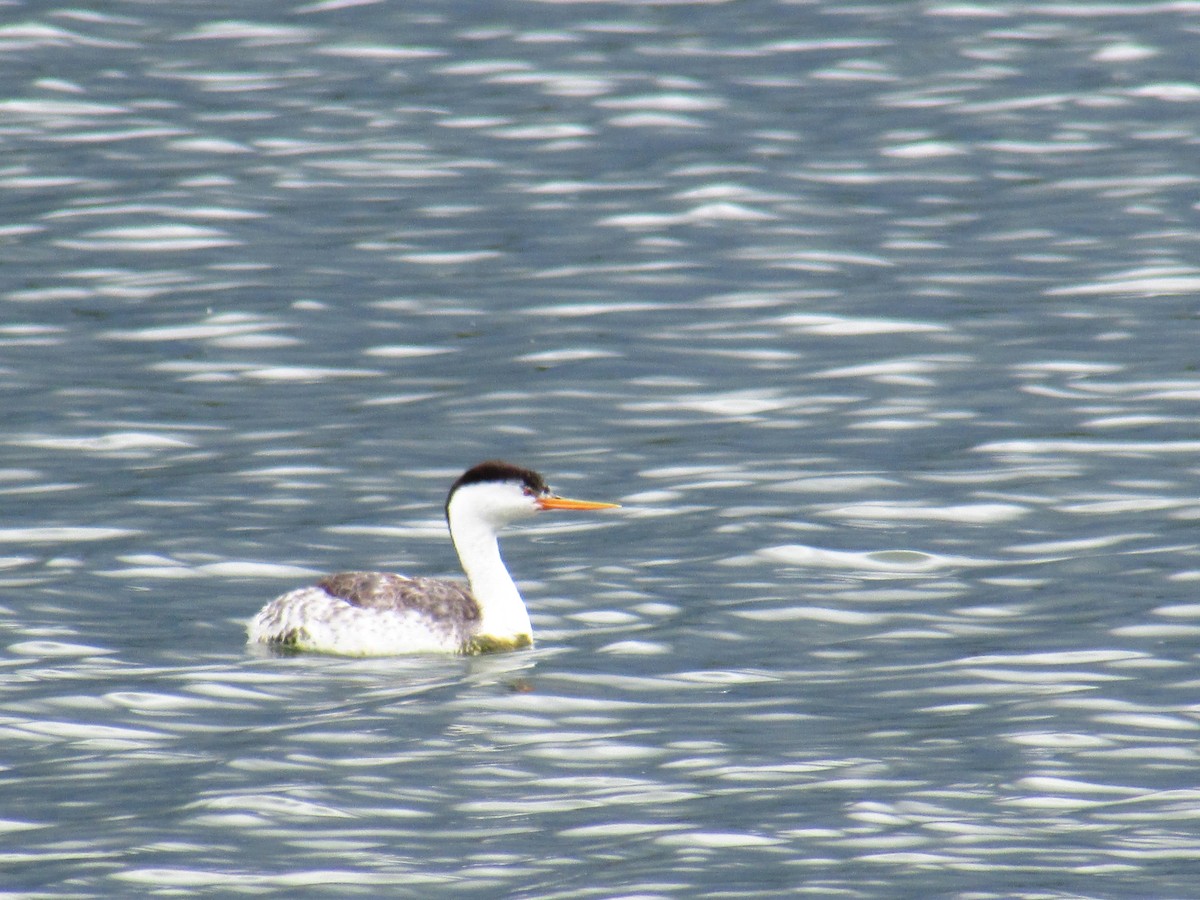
448, 509, 532, 640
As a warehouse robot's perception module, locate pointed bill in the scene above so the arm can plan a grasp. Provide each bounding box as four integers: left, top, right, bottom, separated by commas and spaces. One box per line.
536, 495, 621, 511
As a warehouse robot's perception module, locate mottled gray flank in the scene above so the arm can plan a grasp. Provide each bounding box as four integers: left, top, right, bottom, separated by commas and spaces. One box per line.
248, 573, 487, 655
318, 572, 480, 625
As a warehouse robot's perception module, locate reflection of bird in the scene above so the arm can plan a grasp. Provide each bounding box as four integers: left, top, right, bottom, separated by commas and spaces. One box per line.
248, 460, 619, 656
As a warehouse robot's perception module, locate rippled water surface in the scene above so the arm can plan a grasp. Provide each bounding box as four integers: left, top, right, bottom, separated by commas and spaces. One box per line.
4, 1, 1200, 896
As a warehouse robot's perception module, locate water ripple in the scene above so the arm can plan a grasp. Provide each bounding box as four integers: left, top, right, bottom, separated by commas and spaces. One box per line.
3, 0, 1200, 895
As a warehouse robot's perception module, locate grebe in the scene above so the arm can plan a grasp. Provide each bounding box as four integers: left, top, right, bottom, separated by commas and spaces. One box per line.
248, 460, 620, 656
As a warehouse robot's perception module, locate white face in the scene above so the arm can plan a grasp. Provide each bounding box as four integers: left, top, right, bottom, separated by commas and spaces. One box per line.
447, 479, 542, 530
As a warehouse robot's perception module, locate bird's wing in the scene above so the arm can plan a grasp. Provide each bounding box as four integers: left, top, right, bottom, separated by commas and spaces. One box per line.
317, 571, 481, 623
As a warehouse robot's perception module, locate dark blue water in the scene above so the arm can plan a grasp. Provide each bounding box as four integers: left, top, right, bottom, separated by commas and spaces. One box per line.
3, 1, 1200, 896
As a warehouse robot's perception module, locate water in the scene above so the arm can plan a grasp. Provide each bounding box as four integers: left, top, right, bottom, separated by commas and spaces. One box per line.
3, 1, 1200, 896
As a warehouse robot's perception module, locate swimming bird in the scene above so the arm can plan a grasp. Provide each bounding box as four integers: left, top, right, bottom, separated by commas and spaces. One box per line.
248, 460, 620, 656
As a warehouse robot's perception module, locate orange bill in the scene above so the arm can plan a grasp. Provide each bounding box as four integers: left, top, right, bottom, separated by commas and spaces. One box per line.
536, 495, 621, 511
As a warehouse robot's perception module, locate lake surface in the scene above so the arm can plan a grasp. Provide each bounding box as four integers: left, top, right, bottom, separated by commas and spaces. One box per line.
3, 1, 1200, 896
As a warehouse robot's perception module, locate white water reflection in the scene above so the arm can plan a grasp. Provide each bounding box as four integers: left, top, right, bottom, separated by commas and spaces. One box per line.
3, 0, 1200, 896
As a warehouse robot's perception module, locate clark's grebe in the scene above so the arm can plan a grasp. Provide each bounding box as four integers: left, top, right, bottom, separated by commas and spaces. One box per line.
248, 460, 619, 656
